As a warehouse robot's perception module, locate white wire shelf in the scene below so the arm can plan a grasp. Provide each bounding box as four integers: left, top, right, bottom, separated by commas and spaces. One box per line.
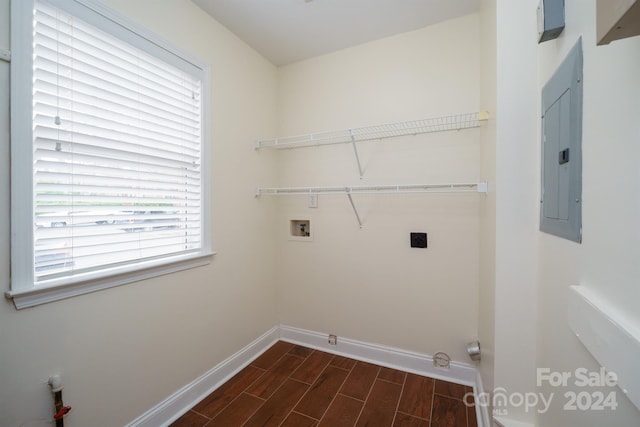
254, 111, 489, 150
255, 182, 488, 228
256, 182, 488, 196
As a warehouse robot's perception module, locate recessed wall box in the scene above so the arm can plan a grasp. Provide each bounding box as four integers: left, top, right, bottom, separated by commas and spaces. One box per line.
289, 219, 313, 241
537, 0, 565, 43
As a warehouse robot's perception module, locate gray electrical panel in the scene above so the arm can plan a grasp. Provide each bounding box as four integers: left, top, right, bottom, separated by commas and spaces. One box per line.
540, 38, 582, 243
538, 0, 565, 43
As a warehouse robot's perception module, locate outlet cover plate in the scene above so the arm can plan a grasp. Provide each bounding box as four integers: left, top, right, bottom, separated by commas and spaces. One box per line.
410, 232, 428, 248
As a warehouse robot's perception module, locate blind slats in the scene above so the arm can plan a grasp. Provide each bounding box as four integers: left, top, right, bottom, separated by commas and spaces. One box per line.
34, 87, 201, 140
34, 7, 201, 99
34, 141, 198, 172
35, 173, 200, 193
33, 43, 200, 111
34, 195, 200, 207
35, 185, 201, 201
35, 167, 200, 185
35, 6, 195, 84
33, 26, 201, 100
34, 65, 200, 124
33, 108, 201, 155
32, 0, 204, 281
39, 223, 201, 236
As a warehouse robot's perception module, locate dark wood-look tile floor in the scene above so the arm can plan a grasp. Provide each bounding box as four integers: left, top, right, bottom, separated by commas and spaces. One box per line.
171, 341, 478, 427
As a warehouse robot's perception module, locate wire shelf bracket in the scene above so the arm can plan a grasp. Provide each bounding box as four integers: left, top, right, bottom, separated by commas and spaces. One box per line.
255, 182, 488, 228
254, 111, 490, 178
348, 129, 365, 179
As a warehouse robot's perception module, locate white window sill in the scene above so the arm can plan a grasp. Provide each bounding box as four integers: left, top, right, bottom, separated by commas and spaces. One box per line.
5, 252, 215, 309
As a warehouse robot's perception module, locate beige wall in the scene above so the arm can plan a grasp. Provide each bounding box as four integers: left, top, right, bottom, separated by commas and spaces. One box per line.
492, 0, 640, 425
478, 0, 497, 401
493, 0, 540, 423
6, 1, 638, 426
274, 14, 483, 362
0, 1, 279, 426
536, 0, 640, 425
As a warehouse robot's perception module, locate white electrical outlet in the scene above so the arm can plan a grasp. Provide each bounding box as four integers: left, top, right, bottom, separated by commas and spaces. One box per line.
309, 194, 318, 208
328, 334, 337, 345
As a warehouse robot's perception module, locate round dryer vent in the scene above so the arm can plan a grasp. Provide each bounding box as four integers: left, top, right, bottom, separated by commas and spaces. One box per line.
433, 352, 451, 369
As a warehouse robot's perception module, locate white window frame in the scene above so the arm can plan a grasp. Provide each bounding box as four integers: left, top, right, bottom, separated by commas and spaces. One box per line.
7, 0, 213, 309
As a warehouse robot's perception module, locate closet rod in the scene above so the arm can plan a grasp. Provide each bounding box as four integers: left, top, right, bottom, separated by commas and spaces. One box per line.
255, 182, 488, 196
256, 182, 487, 228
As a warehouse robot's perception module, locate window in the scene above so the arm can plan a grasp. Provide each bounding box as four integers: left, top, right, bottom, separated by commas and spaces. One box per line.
8, 0, 212, 309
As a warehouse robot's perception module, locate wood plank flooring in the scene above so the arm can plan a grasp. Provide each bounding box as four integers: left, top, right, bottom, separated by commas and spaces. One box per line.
171, 341, 477, 427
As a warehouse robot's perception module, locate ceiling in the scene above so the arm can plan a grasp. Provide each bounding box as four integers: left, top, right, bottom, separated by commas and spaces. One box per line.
192, 0, 480, 66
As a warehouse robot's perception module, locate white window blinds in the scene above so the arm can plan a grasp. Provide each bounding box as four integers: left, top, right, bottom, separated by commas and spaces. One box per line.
26, 0, 208, 287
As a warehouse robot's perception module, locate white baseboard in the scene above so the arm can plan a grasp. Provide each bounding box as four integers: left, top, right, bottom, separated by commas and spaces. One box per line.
128, 324, 482, 426
494, 416, 536, 427
474, 368, 491, 427
279, 324, 477, 386
126, 326, 280, 427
